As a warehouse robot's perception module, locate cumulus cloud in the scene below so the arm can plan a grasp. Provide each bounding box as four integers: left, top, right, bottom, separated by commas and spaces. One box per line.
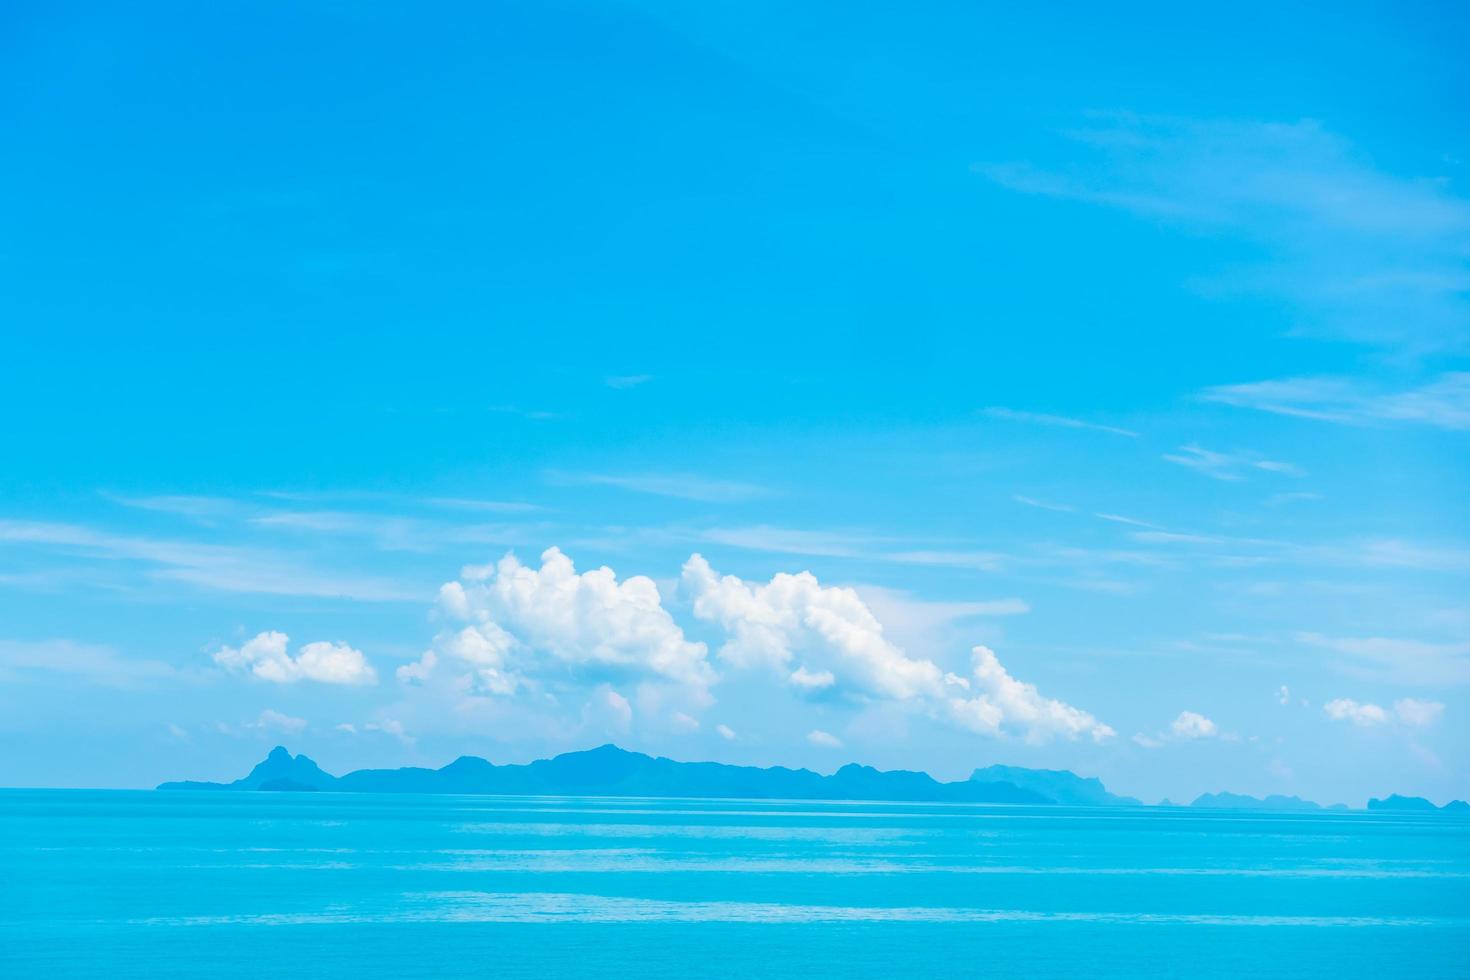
1393, 698, 1444, 727
213, 631, 377, 685
682, 554, 942, 701
807, 729, 842, 748
249, 708, 307, 734
1324, 696, 1444, 728
1133, 710, 1222, 746
1169, 711, 1218, 739
948, 646, 1116, 744
1323, 698, 1391, 727
684, 556, 1111, 744
395, 650, 437, 685
435, 548, 714, 700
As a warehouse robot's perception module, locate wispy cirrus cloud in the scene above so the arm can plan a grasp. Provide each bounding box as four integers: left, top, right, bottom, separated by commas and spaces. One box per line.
0, 519, 424, 602
1201, 373, 1470, 430
977, 115, 1470, 353
553, 472, 771, 503
1299, 632, 1470, 686
0, 638, 179, 688
1161, 443, 1303, 481
983, 407, 1138, 438
1013, 495, 1075, 513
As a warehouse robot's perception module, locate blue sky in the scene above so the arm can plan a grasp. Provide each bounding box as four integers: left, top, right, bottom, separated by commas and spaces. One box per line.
2, 0, 1467, 804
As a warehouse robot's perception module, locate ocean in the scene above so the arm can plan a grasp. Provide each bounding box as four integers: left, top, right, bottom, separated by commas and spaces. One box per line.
2, 789, 1466, 978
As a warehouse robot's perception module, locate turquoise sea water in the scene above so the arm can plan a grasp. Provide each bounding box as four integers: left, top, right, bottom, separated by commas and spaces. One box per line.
2, 790, 1467, 978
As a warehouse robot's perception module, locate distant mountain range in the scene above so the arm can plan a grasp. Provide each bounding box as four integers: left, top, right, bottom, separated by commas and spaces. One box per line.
1367, 794, 1470, 814
157, 744, 1469, 812
160, 744, 1054, 804
1189, 792, 1349, 812
969, 764, 1141, 806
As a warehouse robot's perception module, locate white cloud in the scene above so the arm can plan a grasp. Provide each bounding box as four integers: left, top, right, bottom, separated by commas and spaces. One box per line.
1323, 698, 1390, 727
684, 556, 1110, 744
365, 718, 411, 741
1013, 495, 1075, 513
983, 407, 1139, 438
213, 632, 378, 685
583, 686, 633, 733
977, 116, 1470, 352
395, 650, 438, 685
1277, 685, 1291, 706
1169, 710, 1218, 739
1296, 632, 1470, 685
682, 555, 943, 701
807, 729, 842, 748
0, 638, 177, 687
435, 548, 715, 701
1162, 444, 1302, 481
1394, 698, 1445, 727
1134, 710, 1223, 746
555, 472, 767, 502
670, 711, 700, 733
949, 646, 1116, 744
1201, 373, 1470, 430
716, 723, 736, 741
250, 708, 307, 734
0, 519, 420, 601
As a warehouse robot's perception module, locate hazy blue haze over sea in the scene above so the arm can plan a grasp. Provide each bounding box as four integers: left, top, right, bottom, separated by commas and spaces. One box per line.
2, 790, 1467, 978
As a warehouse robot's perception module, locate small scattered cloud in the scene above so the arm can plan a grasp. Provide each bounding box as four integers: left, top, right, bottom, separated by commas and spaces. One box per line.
1323, 698, 1390, 727
365, 718, 412, 742
983, 407, 1138, 438
716, 723, 736, 741
604, 374, 653, 390
1134, 710, 1222, 746
213, 631, 378, 685
249, 708, 307, 734
1170, 710, 1219, 739
395, 650, 437, 685
1323, 695, 1444, 729
807, 729, 842, 748
1277, 685, 1291, 706
1394, 698, 1445, 727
